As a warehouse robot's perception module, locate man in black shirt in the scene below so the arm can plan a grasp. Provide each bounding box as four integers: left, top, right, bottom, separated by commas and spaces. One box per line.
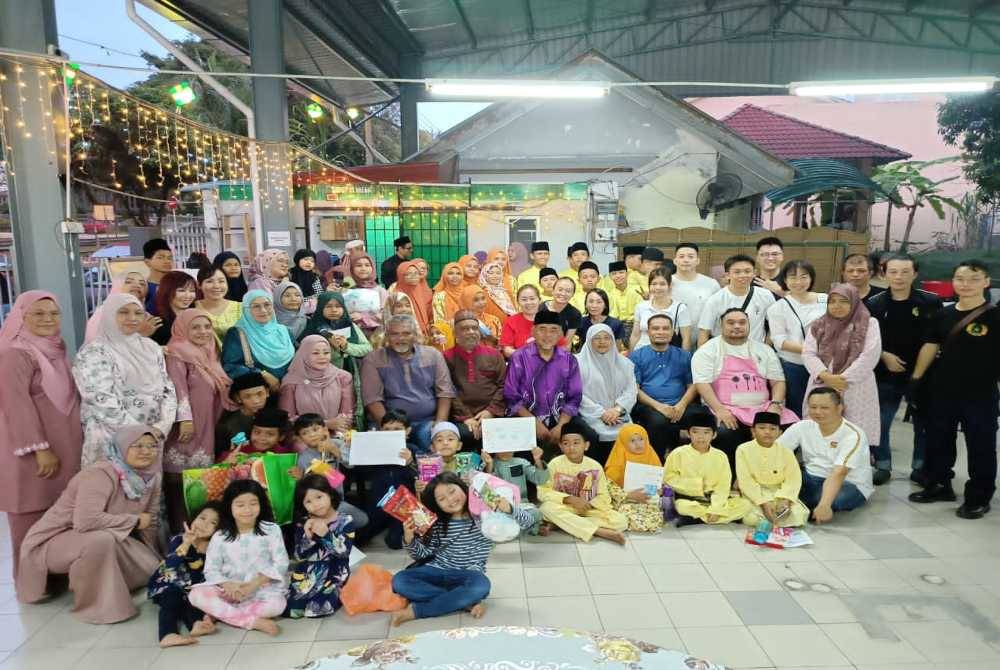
842, 253, 885, 301
909, 259, 999, 519
379, 235, 413, 288
865, 254, 941, 486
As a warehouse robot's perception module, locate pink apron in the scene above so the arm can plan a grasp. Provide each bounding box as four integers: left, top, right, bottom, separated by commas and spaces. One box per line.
711, 354, 799, 426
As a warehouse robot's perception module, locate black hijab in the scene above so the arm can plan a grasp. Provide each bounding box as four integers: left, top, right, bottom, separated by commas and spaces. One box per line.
213, 251, 249, 302
289, 249, 321, 298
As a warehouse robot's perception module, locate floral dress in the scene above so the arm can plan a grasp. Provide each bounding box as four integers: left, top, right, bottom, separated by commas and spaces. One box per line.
608, 482, 664, 533
285, 514, 354, 618
147, 534, 207, 599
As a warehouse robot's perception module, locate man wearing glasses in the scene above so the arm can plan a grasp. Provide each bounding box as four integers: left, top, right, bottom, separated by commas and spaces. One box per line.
380, 236, 414, 288
754, 237, 785, 298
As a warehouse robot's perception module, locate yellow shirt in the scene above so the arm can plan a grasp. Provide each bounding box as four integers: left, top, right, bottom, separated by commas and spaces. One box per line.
516, 266, 543, 293
628, 269, 648, 297
197, 299, 242, 346
603, 282, 644, 322
735, 439, 802, 506
538, 455, 613, 511
664, 444, 733, 515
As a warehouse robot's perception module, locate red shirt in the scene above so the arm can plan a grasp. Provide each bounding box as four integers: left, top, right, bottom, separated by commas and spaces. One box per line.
499, 313, 566, 350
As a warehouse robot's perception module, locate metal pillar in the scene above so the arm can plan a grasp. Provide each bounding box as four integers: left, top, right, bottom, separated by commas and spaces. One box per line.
0, 0, 85, 350
248, 0, 295, 250
400, 58, 420, 160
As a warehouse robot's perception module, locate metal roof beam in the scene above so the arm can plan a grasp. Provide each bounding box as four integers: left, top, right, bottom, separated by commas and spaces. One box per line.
371, 0, 424, 54
904, 1, 924, 11
306, 0, 402, 77
450, 0, 478, 49
585, 0, 596, 32
771, 1, 800, 30
523, 0, 535, 38
972, 1, 1000, 17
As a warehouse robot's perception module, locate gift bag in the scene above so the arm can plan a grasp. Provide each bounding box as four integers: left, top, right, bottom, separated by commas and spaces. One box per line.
182, 455, 257, 514
340, 564, 408, 615
260, 452, 298, 525
468, 472, 520, 517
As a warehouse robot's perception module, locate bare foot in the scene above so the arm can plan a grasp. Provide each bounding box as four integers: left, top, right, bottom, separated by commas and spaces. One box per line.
251, 617, 280, 636
191, 617, 217, 637
468, 602, 487, 619
391, 605, 416, 627
537, 523, 552, 537
594, 528, 626, 545
159, 633, 198, 648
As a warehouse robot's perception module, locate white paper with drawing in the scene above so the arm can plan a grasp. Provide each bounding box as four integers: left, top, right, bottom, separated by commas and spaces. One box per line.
481, 417, 537, 453
624, 462, 664, 498
348, 430, 407, 466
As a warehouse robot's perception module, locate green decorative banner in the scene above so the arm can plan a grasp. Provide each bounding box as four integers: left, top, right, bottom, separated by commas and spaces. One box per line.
399, 184, 470, 209
307, 183, 398, 208
218, 184, 253, 201
471, 182, 588, 205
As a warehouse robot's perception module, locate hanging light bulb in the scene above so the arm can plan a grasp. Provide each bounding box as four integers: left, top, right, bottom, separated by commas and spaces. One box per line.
169, 81, 196, 107
306, 102, 323, 120
346, 106, 360, 121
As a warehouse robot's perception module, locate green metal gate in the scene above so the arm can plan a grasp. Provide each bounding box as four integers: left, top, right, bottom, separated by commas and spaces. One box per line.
365, 211, 467, 286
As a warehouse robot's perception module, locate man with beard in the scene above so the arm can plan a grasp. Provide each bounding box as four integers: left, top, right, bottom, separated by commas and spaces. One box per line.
445, 310, 507, 451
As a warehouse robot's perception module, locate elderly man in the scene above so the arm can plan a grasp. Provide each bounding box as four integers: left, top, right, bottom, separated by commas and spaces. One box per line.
504, 310, 593, 457
445, 310, 507, 451
361, 314, 455, 452
692, 308, 798, 468
629, 314, 699, 459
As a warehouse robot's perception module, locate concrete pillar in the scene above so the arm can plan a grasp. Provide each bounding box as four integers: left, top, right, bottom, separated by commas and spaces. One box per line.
0, 0, 86, 349
400, 58, 420, 160
248, 0, 295, 250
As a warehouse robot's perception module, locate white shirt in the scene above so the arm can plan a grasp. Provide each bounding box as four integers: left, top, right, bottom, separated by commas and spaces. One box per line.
632, 300, 691, 349
766, 294, 828, 365
671, 273, 720, 330
698, 286, 776, 342
779, 418, 873, 499
691, 337, 785, 385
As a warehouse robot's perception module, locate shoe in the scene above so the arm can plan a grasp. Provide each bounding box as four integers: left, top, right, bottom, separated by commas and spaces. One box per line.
956, 503, 991, 519
909, 469, 929, 488
873, 469, 892, 486
908, 483, 957, 503
674, 516, 704, 528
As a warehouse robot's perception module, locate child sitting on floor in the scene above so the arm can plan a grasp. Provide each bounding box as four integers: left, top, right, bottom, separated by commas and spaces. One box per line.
147, 502, 224, 648
537, 418, 628, 544
664, 412, 750, 526
219, 406, 294, 462
354, 409, 419, 550
415, 422, 481, 495
391, 471, 535, 626
736, 412, 809, 528
603, 425, 664, 533
285, 474, 355, 618
480, 446, 549, 535
215, 372, 270, 456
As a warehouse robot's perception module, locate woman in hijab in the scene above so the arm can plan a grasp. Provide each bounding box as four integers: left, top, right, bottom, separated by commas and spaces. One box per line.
73, 293, 178, 467
802, 283, 882, 449
395, 260, 434, 334
17, 425, 162, 623
85, 271, 156, 342
459, 285, 502, 344
302, 292, 371, 430
289, 249, 323, 299
458, 254, 481, 288
479, 260, 517, 323
272, 280, 308, 342
151, 270, 198, 346
163, 309, 234, 532
212, 251, 249, 302
341, 253, 387, 336
603, 424, 664, 533
0, 292, 83, 580
221, 290, 296, 390
247, 248, 290, 294
508, 241, 530, 278
433, 261, 465, 324
487, 247, 516, 295
575, 323, 637, 462
279, 335, 354, 432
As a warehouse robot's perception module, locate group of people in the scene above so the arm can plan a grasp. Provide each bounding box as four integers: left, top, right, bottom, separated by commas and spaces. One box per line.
0, 232, 995, 644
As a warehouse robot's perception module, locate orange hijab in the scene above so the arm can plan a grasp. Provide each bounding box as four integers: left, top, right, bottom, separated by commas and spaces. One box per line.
488, 247, 515, 294
604, 424, 661, 488
433, 261, 465, 322
395, 261, 434, 333
457, 254, 481, 288
460, 285, 502, 340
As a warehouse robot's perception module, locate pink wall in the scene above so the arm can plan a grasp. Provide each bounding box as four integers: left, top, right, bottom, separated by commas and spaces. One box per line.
689, 95, 972, 250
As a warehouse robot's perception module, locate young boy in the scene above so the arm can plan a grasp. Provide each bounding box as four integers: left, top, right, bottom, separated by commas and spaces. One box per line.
481, 446, 550, 535
664, 412, 750, 526
537, 418, 628, 544
356, 409, 419, 549
219, 406, 292, 461
671, 242, 721, 334
697, 254, 775, 345
417, 422, 481, 495
560, 242, 590, 282
735, 412, 809, 527
143, 238, 174, 315
570, 261, 616, 315
516, 241, 551, 292
215, 372, 270, 456
601, 260, 643, 337
538, 267, 558, 300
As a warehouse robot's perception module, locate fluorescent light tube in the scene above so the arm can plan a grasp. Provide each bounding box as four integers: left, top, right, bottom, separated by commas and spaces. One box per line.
426, 79, 610, 99
790, 77, 996, 96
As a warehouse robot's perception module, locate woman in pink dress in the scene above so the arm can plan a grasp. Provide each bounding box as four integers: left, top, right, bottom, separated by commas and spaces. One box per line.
163, 309, 235, 532
17, 425, 162, 623
0, 291, 82, 580
279, 335, 354, 433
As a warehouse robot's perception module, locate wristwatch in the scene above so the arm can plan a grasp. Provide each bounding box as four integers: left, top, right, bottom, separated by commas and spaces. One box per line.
768, 400, 784, 408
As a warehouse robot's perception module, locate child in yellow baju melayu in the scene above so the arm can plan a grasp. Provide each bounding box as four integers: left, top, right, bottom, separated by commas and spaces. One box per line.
538, 418, 628, 544
735, 412, 810, 528
663, 412, 750, 525
604, 425, 664, 533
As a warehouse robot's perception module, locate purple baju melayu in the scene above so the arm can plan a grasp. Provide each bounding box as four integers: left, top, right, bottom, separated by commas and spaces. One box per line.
503, 343, 582, 424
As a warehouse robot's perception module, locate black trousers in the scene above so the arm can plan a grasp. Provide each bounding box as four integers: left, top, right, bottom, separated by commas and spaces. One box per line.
630, 403, 703, 460
456, 421, 483, 453
352, 464, 415, 546
153, 587, 204, 640
712, 423, 753, 474
924, 390, 999, 507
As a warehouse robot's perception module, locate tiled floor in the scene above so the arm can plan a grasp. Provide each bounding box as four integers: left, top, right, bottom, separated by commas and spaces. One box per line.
3, 419, 1000, 669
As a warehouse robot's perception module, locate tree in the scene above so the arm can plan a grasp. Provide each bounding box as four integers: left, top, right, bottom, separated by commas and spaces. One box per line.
938, 91, 1000, 206
871, 159, 962, 252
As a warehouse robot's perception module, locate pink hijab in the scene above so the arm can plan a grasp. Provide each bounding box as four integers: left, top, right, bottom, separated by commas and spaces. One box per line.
248, 248, 286, 292
281, 334, 353, 414
810, 283, 872, 375
346, 253, 379, 289
166, 309, 235, 410
0, 290, 77, 415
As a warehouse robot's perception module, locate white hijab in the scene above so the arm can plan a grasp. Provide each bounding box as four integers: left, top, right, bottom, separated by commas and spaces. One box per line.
575, 323, 635, 414
95, 293, 163, 389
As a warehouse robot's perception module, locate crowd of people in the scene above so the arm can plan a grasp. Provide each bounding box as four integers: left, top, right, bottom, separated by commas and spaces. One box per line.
0, 233, 996, 645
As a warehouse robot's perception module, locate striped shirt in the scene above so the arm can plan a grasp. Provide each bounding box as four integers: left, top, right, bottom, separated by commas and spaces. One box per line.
405, 506, 535, 572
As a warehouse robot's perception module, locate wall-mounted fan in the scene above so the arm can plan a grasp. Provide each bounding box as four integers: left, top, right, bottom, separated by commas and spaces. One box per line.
695, 173, 743, 219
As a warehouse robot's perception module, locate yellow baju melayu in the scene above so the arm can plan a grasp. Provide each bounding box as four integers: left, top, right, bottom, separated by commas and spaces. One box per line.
628, 269, 649, 297
538, 455, 628, 541
605, 282, 644, 323
663, 445, 750, 524
735, 439, 810, 527
516, 265, 544, 293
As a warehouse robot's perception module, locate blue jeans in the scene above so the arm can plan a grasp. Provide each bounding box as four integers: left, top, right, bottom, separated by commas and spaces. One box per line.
392, 565, 491, 619
780, 359, 810, 419
876, 376, 927, 472
799, 471, 868, 512
410, 420, 434, 455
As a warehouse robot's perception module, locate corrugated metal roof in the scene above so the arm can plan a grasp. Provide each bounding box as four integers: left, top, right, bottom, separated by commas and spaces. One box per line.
765, 158, 888, 203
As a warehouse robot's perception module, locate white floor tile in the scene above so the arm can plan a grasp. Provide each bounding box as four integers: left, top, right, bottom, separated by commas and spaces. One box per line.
630, 537, 699, 564
705, 562, 781, 591
594, 593, 670, 630
459, 597, 530, 627
645, 563, 719, 592
749, 624, 850, 667
315, 611, 390, 641
73, 647, 161, 670
584, 565, 653, 594
528, 596, 601, 630
687, 538, 759, 563
483, 566, 526, 599
147, 643, 238, 670
659, 591, 742, 627
823, 622, 928, 664
576, 539, 641, 565
524, 566, 590, 597
606, 627, 684, 651
224, 641, 311, 670
0, 648, 88, 670
891, 619, 1000, 662
307, 639, 382, 661
678, 625, 773, 668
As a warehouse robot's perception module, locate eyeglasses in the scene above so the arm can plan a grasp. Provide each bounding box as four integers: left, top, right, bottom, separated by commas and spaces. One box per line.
130, 443, 159, 452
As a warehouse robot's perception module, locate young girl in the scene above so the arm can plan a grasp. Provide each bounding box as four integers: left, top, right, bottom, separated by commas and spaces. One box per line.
188, 480, 289, 635
147, 502, 224, 648
285, 474, 355, 618
603, 425, 664, 533
631, 267, 691, 351
391, 471, 535, 626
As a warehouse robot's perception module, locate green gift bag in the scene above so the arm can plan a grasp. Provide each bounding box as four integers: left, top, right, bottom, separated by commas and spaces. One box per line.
261, 452, 298, 525
182, 457, 257, 515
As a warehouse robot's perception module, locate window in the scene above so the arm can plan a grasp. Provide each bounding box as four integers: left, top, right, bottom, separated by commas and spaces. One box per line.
506, 216, 539, 246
